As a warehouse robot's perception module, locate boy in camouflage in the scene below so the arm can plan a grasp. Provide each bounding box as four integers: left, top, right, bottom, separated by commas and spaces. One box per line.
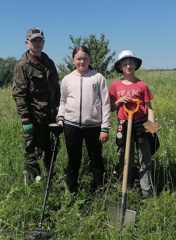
12, 27, 60, 184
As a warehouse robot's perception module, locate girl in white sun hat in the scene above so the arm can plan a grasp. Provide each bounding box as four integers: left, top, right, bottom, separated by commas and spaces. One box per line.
109, 50, 156, 199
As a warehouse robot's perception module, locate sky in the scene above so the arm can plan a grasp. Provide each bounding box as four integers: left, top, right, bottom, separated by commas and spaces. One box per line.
1, 0, 176, 69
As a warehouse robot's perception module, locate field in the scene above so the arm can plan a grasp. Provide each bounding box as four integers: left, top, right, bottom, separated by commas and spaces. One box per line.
0, 70, 176, 239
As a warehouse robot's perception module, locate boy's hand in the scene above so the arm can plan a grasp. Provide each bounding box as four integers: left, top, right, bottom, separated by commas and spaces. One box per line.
122, 94, 132, 103
112, 94, 131, 110
22, 120, 34, 134
118, 94, 132, 104
143, 120, 161, 133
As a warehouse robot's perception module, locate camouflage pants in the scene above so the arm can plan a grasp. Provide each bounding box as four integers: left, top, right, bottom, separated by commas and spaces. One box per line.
23, 124, 58, 179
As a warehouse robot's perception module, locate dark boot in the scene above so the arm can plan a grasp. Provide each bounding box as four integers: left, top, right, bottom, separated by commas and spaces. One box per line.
24, 163, 41, 185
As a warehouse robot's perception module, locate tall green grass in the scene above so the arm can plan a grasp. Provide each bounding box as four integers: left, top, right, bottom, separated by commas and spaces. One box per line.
0, 70, 176, 239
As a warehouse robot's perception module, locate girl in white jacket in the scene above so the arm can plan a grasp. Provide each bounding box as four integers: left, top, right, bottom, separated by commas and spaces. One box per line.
58, 46, 111, 194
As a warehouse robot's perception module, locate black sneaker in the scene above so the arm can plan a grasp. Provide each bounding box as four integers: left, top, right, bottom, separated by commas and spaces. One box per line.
24, 164, 41, 185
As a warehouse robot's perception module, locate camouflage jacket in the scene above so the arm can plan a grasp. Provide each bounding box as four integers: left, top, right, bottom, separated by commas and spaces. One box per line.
12, 51, 60, 124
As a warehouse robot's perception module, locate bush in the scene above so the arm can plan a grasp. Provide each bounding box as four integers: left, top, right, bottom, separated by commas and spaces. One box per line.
0, 57, 17, 87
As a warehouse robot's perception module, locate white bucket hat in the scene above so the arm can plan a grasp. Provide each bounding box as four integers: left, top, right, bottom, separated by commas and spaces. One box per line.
115, 50, 142, 73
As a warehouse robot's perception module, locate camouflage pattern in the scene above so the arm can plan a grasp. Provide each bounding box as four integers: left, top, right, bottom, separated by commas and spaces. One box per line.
12, 51, 60, 124
23, 124, 58, 175
12, 51, 60, 184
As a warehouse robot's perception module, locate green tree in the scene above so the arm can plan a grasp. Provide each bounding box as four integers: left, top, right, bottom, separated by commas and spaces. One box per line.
0, 57, 17, 87
57, 34, 116, 79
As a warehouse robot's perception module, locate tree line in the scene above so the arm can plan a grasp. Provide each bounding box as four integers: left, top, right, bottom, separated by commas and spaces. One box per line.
0, 57, 17, 87
0, 34, 116, 87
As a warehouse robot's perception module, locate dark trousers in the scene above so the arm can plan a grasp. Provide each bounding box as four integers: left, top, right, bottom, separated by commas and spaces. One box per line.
23, 124, 57, 176
64, 124, 104, 193
119, 135, 152, 195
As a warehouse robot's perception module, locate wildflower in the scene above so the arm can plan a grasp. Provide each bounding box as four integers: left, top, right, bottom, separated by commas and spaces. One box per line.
36, 176, 41, 183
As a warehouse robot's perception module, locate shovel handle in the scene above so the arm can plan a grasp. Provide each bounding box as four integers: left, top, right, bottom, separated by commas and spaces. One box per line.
123, 99, 139, 120
122, 99, 139, 194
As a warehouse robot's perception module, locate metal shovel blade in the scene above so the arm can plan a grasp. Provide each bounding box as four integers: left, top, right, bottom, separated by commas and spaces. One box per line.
108, 206, 136, 228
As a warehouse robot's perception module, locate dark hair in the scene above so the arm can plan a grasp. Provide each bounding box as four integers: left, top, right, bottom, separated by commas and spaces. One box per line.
72, 46, 92, 70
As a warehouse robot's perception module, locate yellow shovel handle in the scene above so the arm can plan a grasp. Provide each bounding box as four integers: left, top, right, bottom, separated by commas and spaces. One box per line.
123, 99, 139, 120
122, 99, 139, 193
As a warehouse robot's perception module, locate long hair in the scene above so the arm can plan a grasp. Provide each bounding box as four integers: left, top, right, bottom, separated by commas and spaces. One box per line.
72, 46, 93, 70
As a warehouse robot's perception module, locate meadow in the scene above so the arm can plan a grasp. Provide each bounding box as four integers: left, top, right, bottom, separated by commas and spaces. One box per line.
0, 70, 176, 239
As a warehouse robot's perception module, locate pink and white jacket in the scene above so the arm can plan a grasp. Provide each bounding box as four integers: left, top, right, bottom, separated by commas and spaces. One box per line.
58, 70, 111, 132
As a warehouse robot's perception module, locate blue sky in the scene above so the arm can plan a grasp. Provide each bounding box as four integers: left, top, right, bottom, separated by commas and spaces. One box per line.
1, 0, 175, 69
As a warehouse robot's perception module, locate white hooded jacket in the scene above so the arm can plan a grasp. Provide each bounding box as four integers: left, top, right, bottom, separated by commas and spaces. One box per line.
58, 70, 110, 131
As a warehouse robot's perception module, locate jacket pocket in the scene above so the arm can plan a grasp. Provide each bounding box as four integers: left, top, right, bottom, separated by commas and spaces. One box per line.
29, 74, 46, 93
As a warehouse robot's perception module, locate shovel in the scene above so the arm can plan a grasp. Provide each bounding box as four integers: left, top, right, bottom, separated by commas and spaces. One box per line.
109, 99, 139, 229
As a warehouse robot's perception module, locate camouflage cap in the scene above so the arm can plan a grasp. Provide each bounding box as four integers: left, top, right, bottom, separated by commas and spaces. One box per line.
26, 27, 44, 41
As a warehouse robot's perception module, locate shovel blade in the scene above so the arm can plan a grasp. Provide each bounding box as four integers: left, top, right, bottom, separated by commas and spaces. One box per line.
108, 206, 136, 228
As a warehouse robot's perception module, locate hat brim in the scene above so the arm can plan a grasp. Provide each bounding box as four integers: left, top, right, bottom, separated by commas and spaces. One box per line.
115, 57, 142, 73
28, 35, 44, 41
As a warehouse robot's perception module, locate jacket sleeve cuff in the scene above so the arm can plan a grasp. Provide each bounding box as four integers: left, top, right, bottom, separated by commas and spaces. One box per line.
57, 116, 64, 122
22, 119, 32, 125
101, 128, 109, 133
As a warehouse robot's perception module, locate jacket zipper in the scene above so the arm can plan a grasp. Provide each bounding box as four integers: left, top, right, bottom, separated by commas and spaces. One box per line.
44, 68, 52, 120
79, 77, 83, 127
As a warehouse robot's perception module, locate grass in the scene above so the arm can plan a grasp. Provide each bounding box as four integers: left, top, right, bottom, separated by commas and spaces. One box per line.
0, 70, 176, 239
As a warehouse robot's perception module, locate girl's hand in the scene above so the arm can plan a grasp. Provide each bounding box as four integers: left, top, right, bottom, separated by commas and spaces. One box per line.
99, 132, 109, 144
58, 120, 64, 127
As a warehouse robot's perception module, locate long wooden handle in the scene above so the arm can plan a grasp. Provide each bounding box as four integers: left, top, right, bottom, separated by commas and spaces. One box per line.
122, 118, 133, 193
122, 99, 139, 194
